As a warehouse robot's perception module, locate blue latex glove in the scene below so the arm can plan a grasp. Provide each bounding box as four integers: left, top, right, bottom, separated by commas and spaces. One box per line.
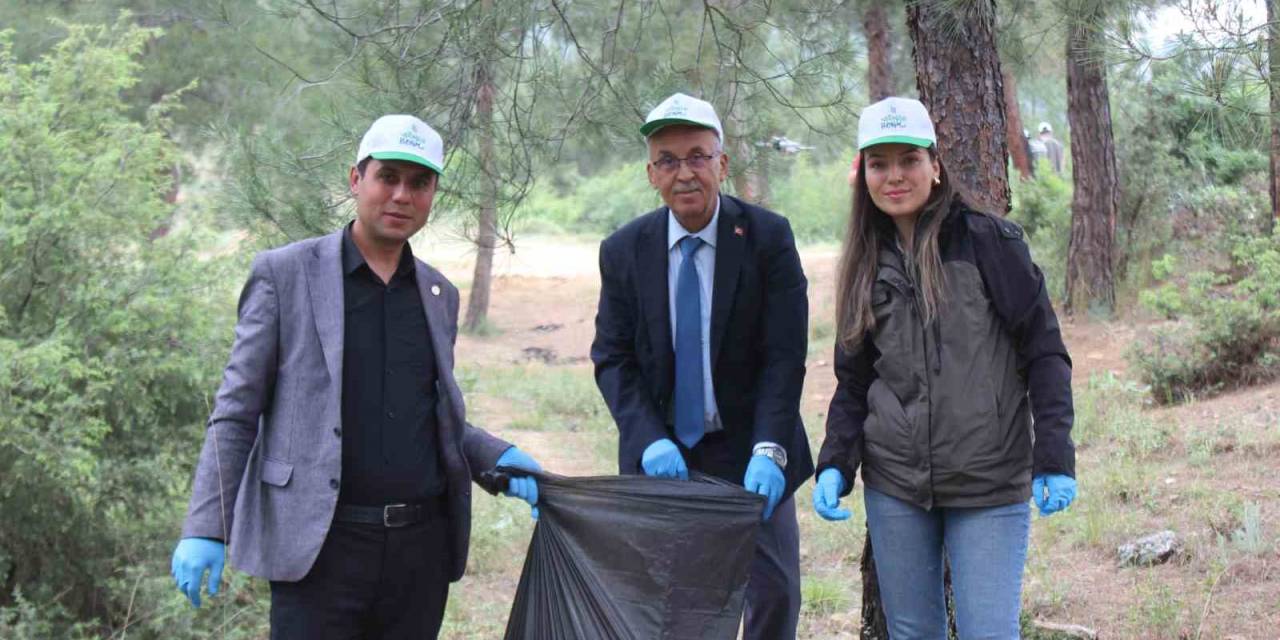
497, 447, 542, 519
813, 468, 851, 521
743, 454, 785, 521
641, 439, 688, 480
1032, 474, 1077, 516
171, 537, 225, 607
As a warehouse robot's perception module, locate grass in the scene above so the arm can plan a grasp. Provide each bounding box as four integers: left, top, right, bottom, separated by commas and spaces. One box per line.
459, 363, 612, 434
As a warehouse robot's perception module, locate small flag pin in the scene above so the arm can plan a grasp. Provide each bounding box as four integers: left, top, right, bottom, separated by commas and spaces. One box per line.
734, 226, 744, 237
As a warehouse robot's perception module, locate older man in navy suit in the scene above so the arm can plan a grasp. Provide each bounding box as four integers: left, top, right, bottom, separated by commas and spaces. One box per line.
591, 93, 814, 639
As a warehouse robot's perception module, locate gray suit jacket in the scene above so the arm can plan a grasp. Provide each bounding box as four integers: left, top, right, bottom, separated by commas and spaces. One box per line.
181, 229, 511, 582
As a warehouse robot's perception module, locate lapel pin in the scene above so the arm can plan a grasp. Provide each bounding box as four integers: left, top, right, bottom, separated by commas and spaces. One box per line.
734, 225, 744, 237
430, 284, 441, 296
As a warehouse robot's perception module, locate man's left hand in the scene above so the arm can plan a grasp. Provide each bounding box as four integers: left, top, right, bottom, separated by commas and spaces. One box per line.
743, 454, 785, 521
497, 447, 542, 520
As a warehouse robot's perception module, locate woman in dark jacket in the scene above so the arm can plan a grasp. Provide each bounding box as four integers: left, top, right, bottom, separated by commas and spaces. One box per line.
812, 97, 1078, 639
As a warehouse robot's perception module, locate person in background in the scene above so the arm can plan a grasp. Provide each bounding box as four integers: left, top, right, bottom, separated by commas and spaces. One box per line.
1038, 121, 1064, 174
170, 114, 543, 639
812, 97, 1078, 638
591, 92, 814, 639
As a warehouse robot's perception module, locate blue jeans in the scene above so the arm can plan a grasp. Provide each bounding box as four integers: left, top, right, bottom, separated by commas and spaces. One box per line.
863, 486, 1030, 640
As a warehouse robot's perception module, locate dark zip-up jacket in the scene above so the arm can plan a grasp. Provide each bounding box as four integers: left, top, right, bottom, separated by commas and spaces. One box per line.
816, 202, 1075, 510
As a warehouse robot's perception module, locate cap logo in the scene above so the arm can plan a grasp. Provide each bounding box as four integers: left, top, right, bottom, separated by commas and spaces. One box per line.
880, 111, 907, 131
398, 128, 427, 150
665, 103, 688, 118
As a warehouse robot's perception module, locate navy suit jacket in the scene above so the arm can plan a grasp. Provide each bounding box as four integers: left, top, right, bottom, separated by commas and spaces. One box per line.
591, 194, 815, 496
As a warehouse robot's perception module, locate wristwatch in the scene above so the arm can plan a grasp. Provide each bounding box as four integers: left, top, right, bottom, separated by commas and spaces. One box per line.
752, 443, 787, 470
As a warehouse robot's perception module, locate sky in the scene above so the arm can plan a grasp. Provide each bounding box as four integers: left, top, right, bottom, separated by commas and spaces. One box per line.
1144, 0, 1269, 55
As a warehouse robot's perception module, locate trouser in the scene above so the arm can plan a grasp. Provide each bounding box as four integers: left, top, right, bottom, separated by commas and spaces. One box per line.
270, 511, 452, 640
688, 434, 803, 640
863, 486, 1031, 640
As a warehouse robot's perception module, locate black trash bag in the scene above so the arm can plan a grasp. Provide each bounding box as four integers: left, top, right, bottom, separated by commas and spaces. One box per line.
499, 470, 764, 640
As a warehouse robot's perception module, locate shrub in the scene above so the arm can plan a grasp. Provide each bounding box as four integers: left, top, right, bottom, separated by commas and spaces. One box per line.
0, 19, 237, 636
1129, 232, 1280, 403
1010, 171, 1072, 299
769, 151, 852, 243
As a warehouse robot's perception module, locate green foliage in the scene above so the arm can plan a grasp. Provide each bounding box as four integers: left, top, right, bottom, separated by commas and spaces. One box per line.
769, 152, 852, 243
573, 163, 663, 233
1009, 171, 1072, 299
514, 152, 851, 241
0, 20, 235, 636
1106, 49, 1270, 300
0, 591, 94, 640
1129, 232, 1280, 404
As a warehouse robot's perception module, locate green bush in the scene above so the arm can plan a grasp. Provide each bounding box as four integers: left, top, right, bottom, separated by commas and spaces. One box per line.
769, 151, 852, 243
1129, 232, 1280, 403
0, 20, 238, 636
1010, 171, 1072, 299
513, 162, 659, 235
512, 151, 852, 242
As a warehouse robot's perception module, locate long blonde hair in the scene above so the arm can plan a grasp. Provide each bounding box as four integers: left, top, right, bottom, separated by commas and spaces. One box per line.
835, 147, 956, 352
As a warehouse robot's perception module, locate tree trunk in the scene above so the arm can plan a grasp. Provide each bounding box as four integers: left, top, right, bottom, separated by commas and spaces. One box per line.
464, 0, 498, 331
907, 0, 1011, 214
1268, 0, 1279, 233
863, 3, 895, 101
859, 537, 889, 639
1064, 7, 1118, 314
1003, 71, 1033, 180
726, 82, 758, 202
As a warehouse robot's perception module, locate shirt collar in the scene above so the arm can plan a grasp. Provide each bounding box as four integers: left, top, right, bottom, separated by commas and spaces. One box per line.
342, 222, 416, 278
666, 195, 721, 252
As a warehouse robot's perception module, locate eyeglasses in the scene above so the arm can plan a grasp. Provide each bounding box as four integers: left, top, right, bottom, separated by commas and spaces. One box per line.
650, 152, 719, 174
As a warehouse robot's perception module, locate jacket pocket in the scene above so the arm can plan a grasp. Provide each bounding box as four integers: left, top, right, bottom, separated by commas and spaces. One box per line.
261, 456, 293, 487
863, 379, 914, 467
872, 283, 892, 308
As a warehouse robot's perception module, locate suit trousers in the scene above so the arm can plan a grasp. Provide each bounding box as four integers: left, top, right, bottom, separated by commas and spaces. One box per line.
688, 435, 802, 640
270, 515, 451, 640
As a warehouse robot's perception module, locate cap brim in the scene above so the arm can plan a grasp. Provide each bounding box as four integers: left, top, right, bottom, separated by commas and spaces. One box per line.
640, 118, 719, 138
369, 151, 444, 176
858, 135, 934, 150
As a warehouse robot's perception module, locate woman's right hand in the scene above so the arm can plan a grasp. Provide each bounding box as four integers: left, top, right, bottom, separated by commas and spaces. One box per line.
813, 468, 851, 521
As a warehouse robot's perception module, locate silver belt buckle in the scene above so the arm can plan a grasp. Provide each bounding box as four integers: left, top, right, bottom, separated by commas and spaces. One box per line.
383, 503, 408, 527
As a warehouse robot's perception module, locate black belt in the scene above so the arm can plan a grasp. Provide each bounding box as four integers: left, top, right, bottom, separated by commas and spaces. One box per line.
335, 498, 447, 528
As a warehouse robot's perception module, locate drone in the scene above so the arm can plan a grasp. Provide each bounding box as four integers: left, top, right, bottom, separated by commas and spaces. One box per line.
755, 135, 814, 154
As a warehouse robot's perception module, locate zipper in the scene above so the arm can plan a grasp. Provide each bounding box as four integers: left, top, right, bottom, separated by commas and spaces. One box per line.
889, 241, 939, 376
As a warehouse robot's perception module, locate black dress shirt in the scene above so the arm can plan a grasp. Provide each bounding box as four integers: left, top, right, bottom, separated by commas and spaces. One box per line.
339, 224, 445, 504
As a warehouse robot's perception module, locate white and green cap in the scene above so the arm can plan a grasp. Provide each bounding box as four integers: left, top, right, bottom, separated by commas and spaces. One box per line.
857, 97, 936, 150
640, 92, 723, 141
356, 114, 445, 175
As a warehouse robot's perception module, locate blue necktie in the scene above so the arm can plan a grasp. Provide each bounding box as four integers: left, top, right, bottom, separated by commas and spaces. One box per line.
674, 235, 705, 449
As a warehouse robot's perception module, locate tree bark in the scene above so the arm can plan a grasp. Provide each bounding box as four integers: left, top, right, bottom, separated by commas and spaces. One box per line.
726, 81, 758, 202
859, 537, 889, 639
907, 0, 1012, 214
1064, 7, 1118, 314
1268, 0, 1279, 233
464, 0, 498, 331
863, 3, 895, 101
1003, 71, 1033, 180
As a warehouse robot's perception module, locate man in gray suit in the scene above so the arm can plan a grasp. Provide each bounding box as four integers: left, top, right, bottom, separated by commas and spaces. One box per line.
170, 115, 542, 639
